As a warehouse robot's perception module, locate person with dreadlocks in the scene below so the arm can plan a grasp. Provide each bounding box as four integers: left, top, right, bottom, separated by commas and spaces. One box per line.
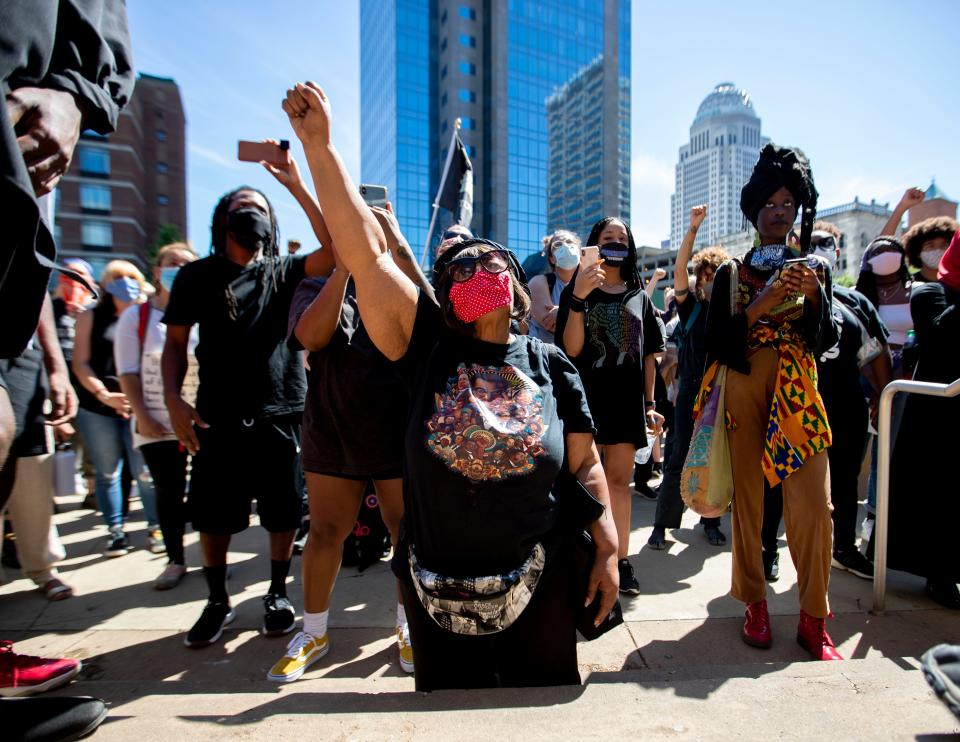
283, 80, 617, 691
161, 147, 335, 648
702, 143, 841, 660
555, 216, 666, 597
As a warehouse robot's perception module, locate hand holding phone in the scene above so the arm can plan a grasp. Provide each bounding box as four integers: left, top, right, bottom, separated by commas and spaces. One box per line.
238, 139, 289, 166
360, 183, 388, 209
580, 246, 600, 269
573, 246, 605, 299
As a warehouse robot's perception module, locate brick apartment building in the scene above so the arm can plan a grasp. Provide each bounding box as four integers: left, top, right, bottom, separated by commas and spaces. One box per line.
55, 73, 186, 277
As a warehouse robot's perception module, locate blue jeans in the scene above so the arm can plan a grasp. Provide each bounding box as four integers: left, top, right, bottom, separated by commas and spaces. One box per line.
75, 408, 157, 530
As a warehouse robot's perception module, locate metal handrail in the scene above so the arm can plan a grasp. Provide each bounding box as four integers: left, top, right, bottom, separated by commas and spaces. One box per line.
873, 376, 960, 614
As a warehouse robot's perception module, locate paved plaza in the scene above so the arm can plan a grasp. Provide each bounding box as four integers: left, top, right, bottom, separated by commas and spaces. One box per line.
2, 489, 957, 740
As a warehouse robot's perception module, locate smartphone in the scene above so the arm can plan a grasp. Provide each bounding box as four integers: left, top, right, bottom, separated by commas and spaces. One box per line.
580, 246, 599, 269
238, 140, 289, 165
359, 183, 388, 209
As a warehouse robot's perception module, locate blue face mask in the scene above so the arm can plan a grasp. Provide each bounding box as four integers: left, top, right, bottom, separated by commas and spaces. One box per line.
106, 276, 141, 303
159, 266, 180, 292
552, 242, 580, 270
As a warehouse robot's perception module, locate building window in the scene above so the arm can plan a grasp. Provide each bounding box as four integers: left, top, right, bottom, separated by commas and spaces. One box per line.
81, 220, 112, 248
441, 92, 448, 107
79, 184, 111, 212
441, 64, 447, 79
441, 8, 447, 23
466, 145, 477, 158
155, 129, 167, 141
156, 162, 168, 174
440, 37, 447, 51
158, 194, 169, 206
461, 117, 476, 130
459, 60, 476, 75
441, 120, 448, 134
458, 34, 475, 48
458, 89, 476, 103
459, 6, 476, 20
77, 147, 110, 176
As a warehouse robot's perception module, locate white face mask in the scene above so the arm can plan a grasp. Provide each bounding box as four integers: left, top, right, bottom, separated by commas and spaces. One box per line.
813, 246, 837, 270
921, 248, 947, 270
869, 252, 903, 276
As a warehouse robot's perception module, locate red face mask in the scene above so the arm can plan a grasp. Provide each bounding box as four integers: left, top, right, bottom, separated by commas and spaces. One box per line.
60, 275, 91, 312
448, 269, 513, 324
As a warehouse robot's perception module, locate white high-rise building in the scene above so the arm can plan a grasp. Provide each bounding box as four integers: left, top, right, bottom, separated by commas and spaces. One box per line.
670, 83, 768, 250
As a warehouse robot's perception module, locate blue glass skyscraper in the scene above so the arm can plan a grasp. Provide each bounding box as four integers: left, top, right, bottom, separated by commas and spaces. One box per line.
360, 0, 631, 264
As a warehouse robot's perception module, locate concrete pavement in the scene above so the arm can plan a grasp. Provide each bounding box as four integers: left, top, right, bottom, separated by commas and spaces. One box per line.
1, 489, 957, 740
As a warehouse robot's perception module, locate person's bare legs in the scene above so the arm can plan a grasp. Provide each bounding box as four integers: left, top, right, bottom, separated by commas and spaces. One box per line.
601, 443, 638, 558
302, 474, 365, 613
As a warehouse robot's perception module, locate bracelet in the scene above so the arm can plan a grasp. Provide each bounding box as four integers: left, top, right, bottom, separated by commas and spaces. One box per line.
569, 295, 586, 313
675, 288, 689, 297
645, 401, 656, 410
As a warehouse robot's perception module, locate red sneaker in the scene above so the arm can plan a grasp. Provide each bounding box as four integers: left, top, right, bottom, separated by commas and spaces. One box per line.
741, 600, 772, 648
0, 641, 82, 696
797, 610, 843, 661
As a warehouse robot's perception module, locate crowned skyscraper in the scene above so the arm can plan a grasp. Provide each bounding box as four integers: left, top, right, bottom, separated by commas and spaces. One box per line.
670, 83, 768, 250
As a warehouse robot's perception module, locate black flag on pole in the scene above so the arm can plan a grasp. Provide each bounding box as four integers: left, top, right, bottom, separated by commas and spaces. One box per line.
437, 132, 473, 228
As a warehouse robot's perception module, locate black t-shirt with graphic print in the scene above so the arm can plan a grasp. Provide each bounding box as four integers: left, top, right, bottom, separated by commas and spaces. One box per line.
395, 293, 594, 578
162, 253, 308, 425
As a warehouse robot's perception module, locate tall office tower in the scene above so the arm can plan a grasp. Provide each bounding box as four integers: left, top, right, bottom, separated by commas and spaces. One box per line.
546, 55, 630, 241
670, 83, 767, 251
360, 0, 631, 264
55, 73, 187, 275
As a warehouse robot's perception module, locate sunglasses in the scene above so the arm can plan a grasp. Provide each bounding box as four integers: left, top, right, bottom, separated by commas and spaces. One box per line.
446, 249, 510, 282
810, 235, 837, 250
442, 229, 468, 241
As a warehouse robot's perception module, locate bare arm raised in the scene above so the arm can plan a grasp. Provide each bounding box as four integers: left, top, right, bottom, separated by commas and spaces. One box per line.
283, 82, 419, 361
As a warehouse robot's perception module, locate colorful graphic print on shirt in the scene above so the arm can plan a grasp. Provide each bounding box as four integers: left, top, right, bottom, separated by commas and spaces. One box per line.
425, 363, 547, 482
587, 301, 642, 367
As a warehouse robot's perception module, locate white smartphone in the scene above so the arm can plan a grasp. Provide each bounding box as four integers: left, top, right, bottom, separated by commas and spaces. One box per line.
580, 246, 599, 269
359, 183, 388, 209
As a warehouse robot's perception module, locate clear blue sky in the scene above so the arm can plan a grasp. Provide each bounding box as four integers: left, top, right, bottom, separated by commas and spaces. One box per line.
127, 1, 960, 252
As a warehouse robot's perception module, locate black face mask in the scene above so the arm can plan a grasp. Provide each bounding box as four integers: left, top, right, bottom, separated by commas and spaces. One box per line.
227, 207, 272, 252
599, 242, 629, 266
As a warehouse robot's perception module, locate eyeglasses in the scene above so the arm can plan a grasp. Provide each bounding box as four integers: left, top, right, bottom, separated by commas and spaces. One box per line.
810, 235, 837, 250
442, 229, 468, 241
446, 249, 510, 282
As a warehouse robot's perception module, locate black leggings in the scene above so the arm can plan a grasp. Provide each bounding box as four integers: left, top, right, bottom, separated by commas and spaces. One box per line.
140, 440, 188, 565
399, 552, 580, 692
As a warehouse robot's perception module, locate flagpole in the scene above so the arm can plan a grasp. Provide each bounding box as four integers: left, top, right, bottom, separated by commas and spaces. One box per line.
420, 118, 462, 268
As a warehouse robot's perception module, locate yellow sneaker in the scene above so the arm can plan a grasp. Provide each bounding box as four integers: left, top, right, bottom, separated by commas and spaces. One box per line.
396, 624, 414, 674
267, 631, 329, 682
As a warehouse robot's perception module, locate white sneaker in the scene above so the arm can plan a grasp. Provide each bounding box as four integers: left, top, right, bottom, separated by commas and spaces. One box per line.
860, 515, 875, 544
396, 623, 414, 674
267, 631, 329, 683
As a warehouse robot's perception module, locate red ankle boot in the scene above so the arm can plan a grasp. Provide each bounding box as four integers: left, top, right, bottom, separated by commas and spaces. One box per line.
742, 600, 772, 648
796, 609, 843, 660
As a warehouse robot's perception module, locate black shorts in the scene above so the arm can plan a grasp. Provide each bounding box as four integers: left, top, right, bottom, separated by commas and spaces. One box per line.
188, 414, 303, 535
0, 348, 49, 458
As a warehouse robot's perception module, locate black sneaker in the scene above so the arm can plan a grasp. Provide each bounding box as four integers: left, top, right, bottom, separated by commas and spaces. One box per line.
184, 601, 236, 648
704, 524, 727, 546
763, 550, 780, 582
618, 559, 640, 595
926, 579, 960, 610
262, 594, 296, 636
647, 526, 667, 550
831, 548, 874, 580
4, 696, 109, 741
104, 530, 130, 558
635, 483, 659, 501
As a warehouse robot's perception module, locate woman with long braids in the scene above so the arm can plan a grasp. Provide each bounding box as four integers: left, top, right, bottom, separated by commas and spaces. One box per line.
555, 217, 665, 597
704, 144, 841, 660
161, 148, 335, 649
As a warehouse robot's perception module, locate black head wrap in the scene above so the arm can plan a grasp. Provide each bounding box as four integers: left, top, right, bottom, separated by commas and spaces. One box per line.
740, 144, 819, 252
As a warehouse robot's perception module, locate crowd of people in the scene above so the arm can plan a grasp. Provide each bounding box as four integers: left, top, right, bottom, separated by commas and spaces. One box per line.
1, 4, 959, 727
